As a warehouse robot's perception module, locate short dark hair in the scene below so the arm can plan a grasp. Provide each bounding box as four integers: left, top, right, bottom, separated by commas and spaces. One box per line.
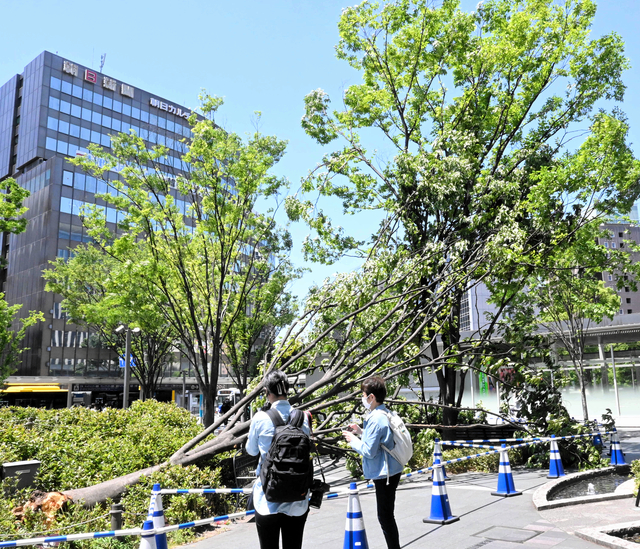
264, 370, 289, 397
361, 376, 386, 403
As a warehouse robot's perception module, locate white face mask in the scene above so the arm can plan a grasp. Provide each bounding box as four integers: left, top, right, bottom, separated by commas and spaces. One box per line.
362, 394, 372, 410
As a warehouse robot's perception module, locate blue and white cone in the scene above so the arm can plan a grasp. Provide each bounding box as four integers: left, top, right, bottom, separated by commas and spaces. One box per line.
149, 483, 168, 549
423, 458, 459, 524
139, 520, 157, 549
492, 444, 521, 497
610, 430, 626, 466
344, 483, 369, 549
547, 435, 565, 479
430, 439, 450, 481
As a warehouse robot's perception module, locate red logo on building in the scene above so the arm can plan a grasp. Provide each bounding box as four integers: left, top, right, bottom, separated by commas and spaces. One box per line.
84, 69, 98, 84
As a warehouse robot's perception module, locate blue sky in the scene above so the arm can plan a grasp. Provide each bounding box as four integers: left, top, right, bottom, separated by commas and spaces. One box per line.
1, 0, 639, 301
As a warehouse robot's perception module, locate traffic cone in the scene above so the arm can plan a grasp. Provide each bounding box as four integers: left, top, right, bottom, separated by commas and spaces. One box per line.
149, 484, 168, 549
491, 444, 521, 497
139, 520, 157, 549
423, 458, 459, 524
430, 439, 450, 481
343, 483, 369, 549
610, 430, 626, 466
547, 435, 565, 479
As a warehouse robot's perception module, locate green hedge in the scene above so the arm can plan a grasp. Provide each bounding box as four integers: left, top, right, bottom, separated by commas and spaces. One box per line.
0, 401, 237, 548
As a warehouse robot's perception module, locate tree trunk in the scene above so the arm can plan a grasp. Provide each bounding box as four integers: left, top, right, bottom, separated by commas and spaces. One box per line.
578, 365, 589, 422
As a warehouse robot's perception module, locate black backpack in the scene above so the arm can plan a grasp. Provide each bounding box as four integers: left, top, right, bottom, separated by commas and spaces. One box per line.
259, 408, 314, 503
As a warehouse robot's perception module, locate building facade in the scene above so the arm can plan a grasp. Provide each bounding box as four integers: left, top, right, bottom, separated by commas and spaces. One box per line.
0, 51, 224, 406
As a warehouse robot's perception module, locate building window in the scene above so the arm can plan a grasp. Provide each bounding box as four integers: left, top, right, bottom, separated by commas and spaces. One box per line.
628, 309, 633, 314
604, 242, 609, 248
619, 232, 623, 237
608, 274, 613, 281
611, 242, 616, 248
626, 287, 630, 292
62, 170, 74, 186
627, 298, 631, 304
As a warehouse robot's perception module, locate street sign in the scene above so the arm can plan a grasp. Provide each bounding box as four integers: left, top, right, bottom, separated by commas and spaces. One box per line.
118, 355, 136, 368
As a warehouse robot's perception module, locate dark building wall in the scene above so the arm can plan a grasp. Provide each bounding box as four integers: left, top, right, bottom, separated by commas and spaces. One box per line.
0, 75, 19, 179
16, 53, 46, 170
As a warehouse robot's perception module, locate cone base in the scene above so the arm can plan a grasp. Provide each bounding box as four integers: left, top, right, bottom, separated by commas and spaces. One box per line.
423, 515, 460, 525
491, 490, 522, 497
547, 474, 565, 479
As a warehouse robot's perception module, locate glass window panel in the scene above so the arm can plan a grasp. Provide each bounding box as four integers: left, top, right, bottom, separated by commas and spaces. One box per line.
68, 143, 78, 157
141, 110, 149, 123
167, 120, 174, 132
131, 124, 140, 135
61, 80, 72, 95
57, 140, 68, 154
47, 116, 58, 131
112, 119, 121, 132
80, 127, 90, 141
62, 171, 74, 186
58, 120, 69, 134
75, 173, 86, 191
149, 131, 157, 143
166, 137, 174, 149
101, 134, 110, 147
97, 179, 107, 194
157, 135, 165, 146
140, 128, 148, 139
83, 88, 92, 102
107, 207, 117, 223
70, 123, 80, 138
103, 96, 113, 110
85, 176, 97, 193
150, 113, 157, 125
122, 103, 131, 116
91, 130, 101, 144
49, 96, 60, 110
158, 117, 166, 129
60, 100, 71, 115
72, 200, 82, 216
46, 137, 57, 150
72, 84, 83, 98
71, 103, 81, 118
113, 100, 122, 113
50, 76, 61, 90
102, 115, 111, 128
132, 107, 140, 119
92, 111, 101, 124
60, 196, 72, 213
92, 93, 102, 106
81, 108, 92, 122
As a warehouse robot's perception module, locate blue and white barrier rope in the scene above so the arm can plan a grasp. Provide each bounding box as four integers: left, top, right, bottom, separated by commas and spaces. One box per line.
160, 488, 252, 495
0, 528, 143, 548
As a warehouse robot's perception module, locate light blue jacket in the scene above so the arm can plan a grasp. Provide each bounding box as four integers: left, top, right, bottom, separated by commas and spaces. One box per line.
348, 404, 403, 481
246, 399, 310, 516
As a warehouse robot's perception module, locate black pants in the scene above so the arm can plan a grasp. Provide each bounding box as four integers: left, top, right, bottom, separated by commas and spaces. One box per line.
373, 473, 401, 549
255, 510, 308, 549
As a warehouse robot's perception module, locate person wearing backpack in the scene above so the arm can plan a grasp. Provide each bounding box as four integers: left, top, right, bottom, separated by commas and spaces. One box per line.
342, 376, 403, 549
247, 370, 312, 549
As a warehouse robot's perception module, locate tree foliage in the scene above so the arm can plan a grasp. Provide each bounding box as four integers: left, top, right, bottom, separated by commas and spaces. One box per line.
293, 0, 640, 423
68, 94, 300, 426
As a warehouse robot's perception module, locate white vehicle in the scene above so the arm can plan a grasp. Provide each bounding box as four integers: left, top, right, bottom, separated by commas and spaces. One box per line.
216, 388, 241, 412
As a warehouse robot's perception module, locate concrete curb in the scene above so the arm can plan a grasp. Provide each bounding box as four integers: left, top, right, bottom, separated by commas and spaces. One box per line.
577, 520, 640, 549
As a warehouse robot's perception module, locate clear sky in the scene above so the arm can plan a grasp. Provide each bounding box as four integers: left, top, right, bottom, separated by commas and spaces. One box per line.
1, 0, 639, 301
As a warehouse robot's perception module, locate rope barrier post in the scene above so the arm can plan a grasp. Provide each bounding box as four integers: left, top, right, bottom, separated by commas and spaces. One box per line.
547, 435, 565, 479
139, 520, 157, 549
110, 503, 123, 531
423, 458, 459, 525
149, 483, 168, 549
610, 429, 626, 466
491, 444, 521, 497
343, 482, 369, 549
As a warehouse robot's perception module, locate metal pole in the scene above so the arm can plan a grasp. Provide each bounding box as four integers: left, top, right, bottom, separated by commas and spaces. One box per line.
110, 503, 123, 530
182, 371, 187, 410
66, 384, 73, 408
123, 328, 131, 410
610, 347, 621, 416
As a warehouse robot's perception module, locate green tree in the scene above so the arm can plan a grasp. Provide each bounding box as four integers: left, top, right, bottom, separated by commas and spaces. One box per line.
0, 178, 44, 383
295, 0, 640, 424
70, 94, 300, 427
43, 244, 177, 400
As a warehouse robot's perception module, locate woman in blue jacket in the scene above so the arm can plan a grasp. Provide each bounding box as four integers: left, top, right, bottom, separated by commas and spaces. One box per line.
343, 376, 402, 549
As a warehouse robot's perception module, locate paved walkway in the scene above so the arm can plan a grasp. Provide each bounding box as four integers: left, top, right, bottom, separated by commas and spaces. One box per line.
182, 430, 640, 549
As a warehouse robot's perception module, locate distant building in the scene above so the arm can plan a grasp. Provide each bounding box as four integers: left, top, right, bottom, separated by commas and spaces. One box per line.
0, 51, 229, 406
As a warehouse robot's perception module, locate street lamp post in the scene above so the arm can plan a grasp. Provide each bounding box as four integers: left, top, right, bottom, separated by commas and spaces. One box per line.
180, 365, 189, 410
115, 325, 141, 410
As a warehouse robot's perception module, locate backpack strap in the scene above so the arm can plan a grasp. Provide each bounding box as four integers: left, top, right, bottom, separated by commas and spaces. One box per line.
265, 407, 285, 428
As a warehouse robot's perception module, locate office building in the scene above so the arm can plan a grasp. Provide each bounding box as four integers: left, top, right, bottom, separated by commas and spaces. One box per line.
0, 51, 210, 406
